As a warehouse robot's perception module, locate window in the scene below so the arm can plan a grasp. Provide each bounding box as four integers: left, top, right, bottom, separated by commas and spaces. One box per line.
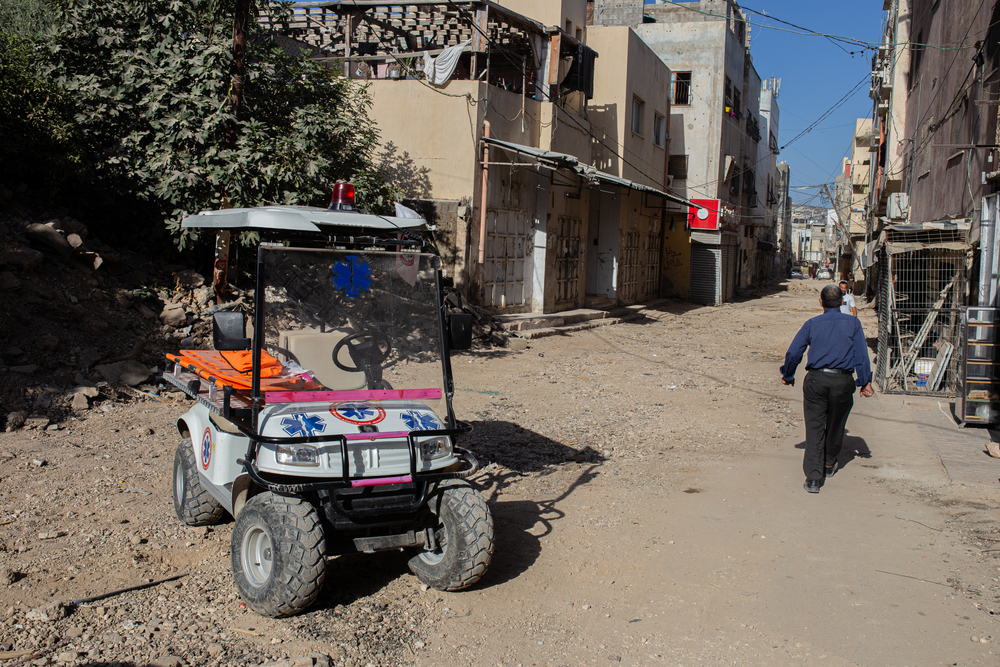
672, 71, 691, 105
654, 113, 667, 147
733, 88, 742, 119
631, 95, 645, 135
668, 155, 688, 179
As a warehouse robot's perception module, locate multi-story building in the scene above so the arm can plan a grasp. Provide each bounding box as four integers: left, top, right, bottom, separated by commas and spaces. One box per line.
592, 0, 778, 304
262, 0, 689, 314
834, 118, 873, 288
775, 161, 792, 275
865, 0, 1000, 404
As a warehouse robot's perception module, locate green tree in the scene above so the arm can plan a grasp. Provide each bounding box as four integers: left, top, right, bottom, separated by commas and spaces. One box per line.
45, 0, 396, 245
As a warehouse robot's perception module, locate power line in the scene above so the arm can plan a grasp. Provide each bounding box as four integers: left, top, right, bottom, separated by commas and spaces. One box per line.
656, 0, 977, 52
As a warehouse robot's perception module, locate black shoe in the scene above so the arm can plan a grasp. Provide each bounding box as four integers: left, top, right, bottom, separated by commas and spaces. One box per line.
804, 479, 822, 493
825, 461, 839, 478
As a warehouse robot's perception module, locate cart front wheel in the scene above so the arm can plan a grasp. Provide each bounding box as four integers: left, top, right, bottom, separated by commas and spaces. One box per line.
231, 492, 327, 617
409, 481, 494, 591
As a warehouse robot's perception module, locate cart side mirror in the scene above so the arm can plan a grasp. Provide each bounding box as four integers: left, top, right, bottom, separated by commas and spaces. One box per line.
213, 311, 251, 351
448, 312, 474, 351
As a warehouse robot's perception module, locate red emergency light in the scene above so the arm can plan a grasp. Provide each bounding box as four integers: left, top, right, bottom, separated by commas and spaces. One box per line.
329, 182, 356, 211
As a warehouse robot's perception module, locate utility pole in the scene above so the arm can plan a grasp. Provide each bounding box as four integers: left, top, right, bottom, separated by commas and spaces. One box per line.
213, 0, 253, 303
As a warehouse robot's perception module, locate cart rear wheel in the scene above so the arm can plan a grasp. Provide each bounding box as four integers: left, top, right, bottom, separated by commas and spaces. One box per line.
231, 492, 327, 617
409, 481, 493, 591
172, 439, 227, 526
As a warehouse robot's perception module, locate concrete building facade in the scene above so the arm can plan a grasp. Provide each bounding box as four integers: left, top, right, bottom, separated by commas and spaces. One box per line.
591, 0, 780, 304
263, 1, 689, 314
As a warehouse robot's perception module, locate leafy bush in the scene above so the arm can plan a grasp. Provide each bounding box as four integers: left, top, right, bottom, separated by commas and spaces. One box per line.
41, 0, 397, 246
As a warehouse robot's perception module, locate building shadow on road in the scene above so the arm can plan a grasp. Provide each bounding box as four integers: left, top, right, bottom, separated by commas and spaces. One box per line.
793, 431, 873, 474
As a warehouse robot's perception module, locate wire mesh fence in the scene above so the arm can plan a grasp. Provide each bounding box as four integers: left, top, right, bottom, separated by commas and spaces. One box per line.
875, 244, 967, 396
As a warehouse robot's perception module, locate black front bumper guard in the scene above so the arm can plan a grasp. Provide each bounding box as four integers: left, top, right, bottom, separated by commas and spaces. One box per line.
234, 424, 478, 501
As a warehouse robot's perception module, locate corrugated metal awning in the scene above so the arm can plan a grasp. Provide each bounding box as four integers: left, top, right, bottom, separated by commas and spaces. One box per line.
483, 137, 696, 208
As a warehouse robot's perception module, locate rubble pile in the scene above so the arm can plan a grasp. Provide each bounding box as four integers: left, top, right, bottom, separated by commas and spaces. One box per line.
0, 215, 221, 432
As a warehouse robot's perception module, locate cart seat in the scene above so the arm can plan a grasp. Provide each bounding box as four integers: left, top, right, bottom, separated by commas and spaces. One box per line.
279, 328, 366, 391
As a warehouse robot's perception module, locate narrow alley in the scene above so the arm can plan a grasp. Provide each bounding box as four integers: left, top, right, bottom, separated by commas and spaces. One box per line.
0, 281, 996, 665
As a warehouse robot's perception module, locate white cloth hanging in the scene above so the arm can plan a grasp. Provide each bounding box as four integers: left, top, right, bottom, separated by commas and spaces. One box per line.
422, 40, 471, 85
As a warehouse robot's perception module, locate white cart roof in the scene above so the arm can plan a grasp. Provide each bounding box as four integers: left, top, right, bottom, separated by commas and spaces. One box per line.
181, 206, 426, 233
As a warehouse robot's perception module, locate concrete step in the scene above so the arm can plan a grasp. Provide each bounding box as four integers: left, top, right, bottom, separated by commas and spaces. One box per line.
497, 299, 670, 339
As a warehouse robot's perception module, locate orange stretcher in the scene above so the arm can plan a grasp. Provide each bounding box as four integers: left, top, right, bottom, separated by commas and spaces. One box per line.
165, 349, 323, 392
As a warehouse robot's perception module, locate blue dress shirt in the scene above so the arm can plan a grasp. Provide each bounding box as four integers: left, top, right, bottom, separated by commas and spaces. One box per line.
781, 308, 872, 387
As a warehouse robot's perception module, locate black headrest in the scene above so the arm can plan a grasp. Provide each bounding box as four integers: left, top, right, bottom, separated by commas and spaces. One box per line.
212, 311, 251, 351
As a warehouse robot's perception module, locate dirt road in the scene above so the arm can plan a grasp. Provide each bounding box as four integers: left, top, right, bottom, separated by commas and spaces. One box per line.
1, 280, 998, 666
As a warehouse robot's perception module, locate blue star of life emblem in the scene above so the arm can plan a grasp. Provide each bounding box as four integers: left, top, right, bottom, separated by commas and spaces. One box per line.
280, 413, 327, 437
401, 410, 441, 431
331, 255, 373, 298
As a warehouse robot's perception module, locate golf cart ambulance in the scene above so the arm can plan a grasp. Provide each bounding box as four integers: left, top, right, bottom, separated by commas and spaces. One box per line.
164, 196, 493, 617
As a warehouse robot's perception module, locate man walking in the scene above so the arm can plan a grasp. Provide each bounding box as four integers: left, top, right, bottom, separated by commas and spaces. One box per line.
781, 285, 874, 493
839, 280, 857, 317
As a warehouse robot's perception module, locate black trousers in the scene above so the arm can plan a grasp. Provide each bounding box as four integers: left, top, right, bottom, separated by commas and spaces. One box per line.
802, 370, 856, 482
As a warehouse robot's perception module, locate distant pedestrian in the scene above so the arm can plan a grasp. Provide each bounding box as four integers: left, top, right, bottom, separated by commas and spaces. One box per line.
780, 285, 874, 493
839, 280, 858, 317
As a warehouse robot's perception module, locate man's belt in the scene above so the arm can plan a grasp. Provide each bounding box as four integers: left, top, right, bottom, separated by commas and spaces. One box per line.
807, 367, 853, 375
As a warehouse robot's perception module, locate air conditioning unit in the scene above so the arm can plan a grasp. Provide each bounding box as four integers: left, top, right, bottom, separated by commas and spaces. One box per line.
887, 192, 909, 220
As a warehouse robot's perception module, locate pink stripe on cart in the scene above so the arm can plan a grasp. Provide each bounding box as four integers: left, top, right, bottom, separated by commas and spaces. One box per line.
265, 388, 442, 403
343, 431, 409, 441
350, 475, 413, 487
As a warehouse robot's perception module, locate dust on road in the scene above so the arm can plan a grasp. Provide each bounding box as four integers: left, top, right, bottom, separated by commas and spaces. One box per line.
0, 280, 997, 666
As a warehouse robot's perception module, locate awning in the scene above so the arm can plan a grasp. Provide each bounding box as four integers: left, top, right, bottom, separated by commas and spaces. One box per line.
181, 206, 426, 233
483, 137, 696, 208
885, 219, 971, 232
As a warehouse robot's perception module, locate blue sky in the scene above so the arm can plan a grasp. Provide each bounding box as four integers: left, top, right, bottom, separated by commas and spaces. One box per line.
739, 1, 886, 206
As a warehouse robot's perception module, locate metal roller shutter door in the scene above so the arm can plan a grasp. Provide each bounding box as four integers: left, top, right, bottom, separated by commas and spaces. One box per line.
690, 244, 721, 305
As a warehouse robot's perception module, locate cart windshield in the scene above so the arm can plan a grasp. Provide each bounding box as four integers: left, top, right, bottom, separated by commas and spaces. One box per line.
257, 246, 449, 423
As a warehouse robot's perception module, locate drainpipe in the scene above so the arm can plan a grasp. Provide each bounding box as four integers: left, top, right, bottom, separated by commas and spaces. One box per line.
478, 120, 491, 264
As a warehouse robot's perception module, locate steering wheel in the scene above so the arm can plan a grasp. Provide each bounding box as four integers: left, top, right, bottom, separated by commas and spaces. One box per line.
332, 331, 392, 372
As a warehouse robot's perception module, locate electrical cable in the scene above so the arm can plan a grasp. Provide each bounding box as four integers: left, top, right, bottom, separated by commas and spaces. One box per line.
657, 0, 977, 52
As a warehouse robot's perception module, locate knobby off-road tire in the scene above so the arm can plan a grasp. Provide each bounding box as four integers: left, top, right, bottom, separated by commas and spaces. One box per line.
409, 480, 494, 591
172, 439, 227, 526
231, 492, 327, 617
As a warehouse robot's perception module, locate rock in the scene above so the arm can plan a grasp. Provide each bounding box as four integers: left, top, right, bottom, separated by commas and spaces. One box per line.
70, 393, 90, 411
1, 568, 20, 585
55, 651, 80, 663
38, 333, 59, 350
261, 655, 331, 667
205, 643, 224, 657
160, 304, 187, 327
174, 270, 205, 289
31, 458, 47, 467
25, 602, 68, 622
5, 412, 27, 432
149, 656, 184, 667
0, 244, 44, 271
24, 223, 72, 257
74, 386, 99, 398
45, 423, 61, 432
193, 286, 213, 307
24, 417, 49, 431
0, 271, 20, 290
129, 535, 146, 546
95, 360, 150, 387
507, 337, 529, 351
38, 530, 67, 540
65, 233, 85, 249
137, 304, 156, 319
